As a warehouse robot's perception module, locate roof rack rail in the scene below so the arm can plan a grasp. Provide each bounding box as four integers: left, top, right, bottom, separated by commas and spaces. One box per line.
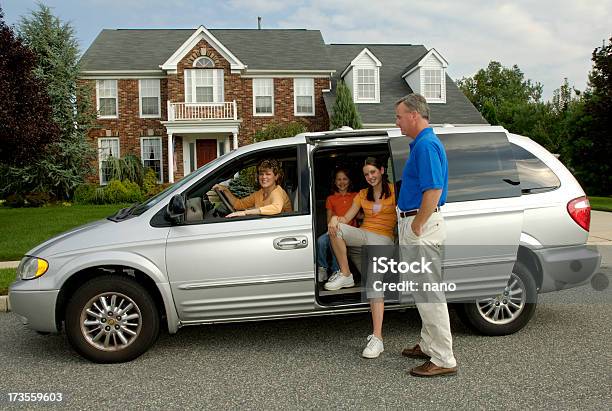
305, 129, 394, 143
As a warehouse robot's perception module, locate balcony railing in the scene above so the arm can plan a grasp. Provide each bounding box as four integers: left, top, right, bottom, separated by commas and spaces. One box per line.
167, 101, 237, 121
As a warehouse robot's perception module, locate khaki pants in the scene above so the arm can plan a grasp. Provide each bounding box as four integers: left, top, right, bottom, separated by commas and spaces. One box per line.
398, 211, 457, 368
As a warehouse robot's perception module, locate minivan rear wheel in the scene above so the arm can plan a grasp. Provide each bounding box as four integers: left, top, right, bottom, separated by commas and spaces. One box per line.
457, 262, 537, 336
64, 276, 160, 363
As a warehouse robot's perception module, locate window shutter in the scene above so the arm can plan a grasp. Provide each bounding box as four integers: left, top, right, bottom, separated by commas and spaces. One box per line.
185, 70, 193, 103
214, 69, 224, 102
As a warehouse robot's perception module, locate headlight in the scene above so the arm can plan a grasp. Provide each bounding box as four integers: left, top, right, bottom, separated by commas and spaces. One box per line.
18, 256, 49, 280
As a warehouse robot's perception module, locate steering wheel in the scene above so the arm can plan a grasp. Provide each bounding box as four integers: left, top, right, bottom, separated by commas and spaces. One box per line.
213, 187, 235, 213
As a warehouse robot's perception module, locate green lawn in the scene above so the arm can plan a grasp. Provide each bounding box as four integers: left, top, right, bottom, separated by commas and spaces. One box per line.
0, 204, 129, 261
0, 268, 16, 295
589, 196, 612, 212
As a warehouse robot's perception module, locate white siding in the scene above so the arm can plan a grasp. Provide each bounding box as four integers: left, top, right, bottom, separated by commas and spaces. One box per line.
405, 71, 421, 94
344, 68, 354, 97
419, 53, 446, 103
353, 53, 379, 103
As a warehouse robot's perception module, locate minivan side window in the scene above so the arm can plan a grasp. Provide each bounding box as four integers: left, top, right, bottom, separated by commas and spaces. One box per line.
180, 145, 305, 224
511, 143, 561, 194
443, 132, 521, 202
389, 132, 521, 203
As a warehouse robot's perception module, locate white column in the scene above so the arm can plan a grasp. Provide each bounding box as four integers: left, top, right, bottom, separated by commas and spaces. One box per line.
167, 132, 174, 183
232, 131, 238, 150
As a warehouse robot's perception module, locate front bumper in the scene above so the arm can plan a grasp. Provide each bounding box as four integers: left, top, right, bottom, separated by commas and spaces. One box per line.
9, 287, 60, 333
535, 244, 601, 293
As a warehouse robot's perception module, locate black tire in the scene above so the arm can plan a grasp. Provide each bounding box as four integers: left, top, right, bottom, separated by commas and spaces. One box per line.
64, 275, 160, 363
456, 262, 537, 336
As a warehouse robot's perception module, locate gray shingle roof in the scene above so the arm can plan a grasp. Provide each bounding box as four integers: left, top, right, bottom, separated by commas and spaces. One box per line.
80, 28, 333, 71
324, 44, 487, 125
79, 29, 486, 125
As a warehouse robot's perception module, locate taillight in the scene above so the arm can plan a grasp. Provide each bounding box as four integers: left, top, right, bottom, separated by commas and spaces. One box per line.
567, 196, 591, 231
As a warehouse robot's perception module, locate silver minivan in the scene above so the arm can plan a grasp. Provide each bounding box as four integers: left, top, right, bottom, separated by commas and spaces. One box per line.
9, 126, 601, 363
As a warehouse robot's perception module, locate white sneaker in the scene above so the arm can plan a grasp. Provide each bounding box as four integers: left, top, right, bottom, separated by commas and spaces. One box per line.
362, 334, 384, 358
324, 272, 354, 290
317, 267, 328, 282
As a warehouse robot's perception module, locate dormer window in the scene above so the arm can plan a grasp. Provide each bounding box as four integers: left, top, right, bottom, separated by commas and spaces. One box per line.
423, 69, 443, 100
340, 48, 381, 104
357, 68, 376, 100
193, 56, 215, 68
402, 48, 448, 104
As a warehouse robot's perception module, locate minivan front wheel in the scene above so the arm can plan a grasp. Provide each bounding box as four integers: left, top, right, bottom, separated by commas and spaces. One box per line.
65, 276, 160, 363
457, 263, 537, 336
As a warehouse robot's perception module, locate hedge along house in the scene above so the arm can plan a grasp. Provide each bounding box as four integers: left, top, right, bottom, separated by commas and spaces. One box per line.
79, 26, 486, 184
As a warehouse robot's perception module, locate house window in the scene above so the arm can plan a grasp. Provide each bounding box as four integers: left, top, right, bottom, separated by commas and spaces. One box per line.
139, 79, 161, 117
185, 69, 224, 103
141, 137, 163, 183
253, 78, 274, 115
294, 78, 315, 116
193, 57, 215, 68
357, 68, 376, 100
423, 69, 443, 100
98, 137, 119, 185
96, 80, 118, 118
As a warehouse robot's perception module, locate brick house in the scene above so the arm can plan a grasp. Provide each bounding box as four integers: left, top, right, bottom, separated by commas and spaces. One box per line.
79, 26, 486, 184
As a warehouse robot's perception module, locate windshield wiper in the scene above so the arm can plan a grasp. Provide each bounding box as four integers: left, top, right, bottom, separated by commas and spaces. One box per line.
109, 203, 140, 221
522, 186, 558, 194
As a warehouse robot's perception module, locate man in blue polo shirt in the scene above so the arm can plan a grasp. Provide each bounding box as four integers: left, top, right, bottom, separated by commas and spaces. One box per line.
395, 94, 457, 377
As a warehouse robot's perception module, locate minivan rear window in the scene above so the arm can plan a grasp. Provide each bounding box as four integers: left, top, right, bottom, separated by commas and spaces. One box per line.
511, 143, 561, 194
389, 131, 521, 203
443, 132, 521, 202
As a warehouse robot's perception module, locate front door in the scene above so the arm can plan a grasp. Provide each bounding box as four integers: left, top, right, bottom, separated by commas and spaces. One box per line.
196, 139, 217, 168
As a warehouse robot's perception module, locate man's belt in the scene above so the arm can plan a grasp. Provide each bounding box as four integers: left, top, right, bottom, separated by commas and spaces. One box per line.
398, 206, 440, 218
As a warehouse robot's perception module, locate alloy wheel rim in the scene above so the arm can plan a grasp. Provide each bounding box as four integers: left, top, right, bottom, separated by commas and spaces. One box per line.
476, 273, 526, 325
79, 292, 142, 351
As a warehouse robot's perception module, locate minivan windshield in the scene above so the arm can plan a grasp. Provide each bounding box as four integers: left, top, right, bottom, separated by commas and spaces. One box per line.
114, 154, 230, 219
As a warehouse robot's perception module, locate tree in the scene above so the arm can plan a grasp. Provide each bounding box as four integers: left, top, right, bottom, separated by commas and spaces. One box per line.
457, 61, 558, 152
252, 121, 307, 142
17, 4, 96, 199
457, 61, 544, 134
330, 80, 362, 129
0, 6, 59, 169
564, 37, 612, 195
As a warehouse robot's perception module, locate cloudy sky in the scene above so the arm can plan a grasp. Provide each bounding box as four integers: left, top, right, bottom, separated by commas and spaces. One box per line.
3, 0, 610, 99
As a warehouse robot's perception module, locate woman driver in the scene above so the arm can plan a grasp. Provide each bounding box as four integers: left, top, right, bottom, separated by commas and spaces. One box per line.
213, 159, 292, 217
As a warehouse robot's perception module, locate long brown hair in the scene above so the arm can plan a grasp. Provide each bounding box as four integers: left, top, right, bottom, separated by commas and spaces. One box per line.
363, 157, 391, 201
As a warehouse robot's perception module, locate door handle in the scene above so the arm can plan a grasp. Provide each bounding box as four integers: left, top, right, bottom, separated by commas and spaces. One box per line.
273, 236, 308, 250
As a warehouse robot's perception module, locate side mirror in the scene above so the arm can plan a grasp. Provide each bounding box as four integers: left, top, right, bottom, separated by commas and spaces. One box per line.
165, 194, 186, 223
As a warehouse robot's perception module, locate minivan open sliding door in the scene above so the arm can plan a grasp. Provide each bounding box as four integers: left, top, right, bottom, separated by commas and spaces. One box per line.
389, 130, 524, 302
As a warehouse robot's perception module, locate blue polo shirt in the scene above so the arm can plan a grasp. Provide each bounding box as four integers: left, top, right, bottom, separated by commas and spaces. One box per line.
397, 127, 448, 211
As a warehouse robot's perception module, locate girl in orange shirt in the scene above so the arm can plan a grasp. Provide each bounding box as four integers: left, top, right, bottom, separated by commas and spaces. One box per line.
325, 157, 397, 359
317, 168, 358, 281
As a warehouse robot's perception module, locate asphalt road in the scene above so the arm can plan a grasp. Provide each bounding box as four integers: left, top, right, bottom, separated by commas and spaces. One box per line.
0, 275, 610, 409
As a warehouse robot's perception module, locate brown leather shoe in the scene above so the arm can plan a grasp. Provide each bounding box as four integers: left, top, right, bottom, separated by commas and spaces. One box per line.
409, 360, 457, 377
401, 344, 430, 359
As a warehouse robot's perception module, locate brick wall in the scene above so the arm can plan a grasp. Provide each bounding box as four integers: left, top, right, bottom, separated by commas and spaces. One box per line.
85, 37, 331, 183
86, 78, 170, 184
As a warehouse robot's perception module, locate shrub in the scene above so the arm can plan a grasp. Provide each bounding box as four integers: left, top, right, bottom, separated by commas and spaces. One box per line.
142, 168, 159, 197
123, 180, 144, 203
253, 121, 307, 142
4, 194, 25, 208
104, 180, 129, 204
93, 187, 106, 204
24, 191, 51, 207
106, 155, 145, 186
73, 184, 96, 204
